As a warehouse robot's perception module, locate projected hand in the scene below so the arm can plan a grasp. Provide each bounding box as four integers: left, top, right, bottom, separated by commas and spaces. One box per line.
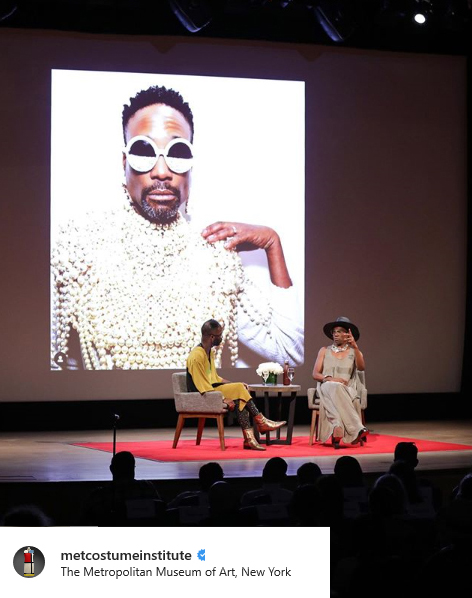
202, 221, 278, 252
202, 221, 292, 289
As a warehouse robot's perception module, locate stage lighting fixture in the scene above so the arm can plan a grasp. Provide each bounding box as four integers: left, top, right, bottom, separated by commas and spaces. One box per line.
168, 0, 213, 33
0, 1, 17, 21
313, 0, 366, 43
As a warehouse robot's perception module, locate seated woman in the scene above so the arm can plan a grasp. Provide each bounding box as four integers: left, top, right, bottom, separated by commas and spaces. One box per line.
312, 317, 368, 449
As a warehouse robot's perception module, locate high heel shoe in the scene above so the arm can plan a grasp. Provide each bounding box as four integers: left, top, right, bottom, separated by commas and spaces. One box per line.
352, 427, 368, 445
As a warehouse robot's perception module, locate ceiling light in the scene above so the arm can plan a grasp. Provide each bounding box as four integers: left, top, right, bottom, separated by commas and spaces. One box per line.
413, 12, 426, 23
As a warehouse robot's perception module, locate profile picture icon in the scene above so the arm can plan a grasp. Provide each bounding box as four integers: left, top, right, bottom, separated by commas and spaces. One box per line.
13, 546, 45, 578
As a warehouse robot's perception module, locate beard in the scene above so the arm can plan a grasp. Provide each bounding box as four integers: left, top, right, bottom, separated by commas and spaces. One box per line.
139, 183, 182, 224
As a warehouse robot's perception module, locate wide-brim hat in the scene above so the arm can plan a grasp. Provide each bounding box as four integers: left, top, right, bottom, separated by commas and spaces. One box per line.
323, 316, 360, 341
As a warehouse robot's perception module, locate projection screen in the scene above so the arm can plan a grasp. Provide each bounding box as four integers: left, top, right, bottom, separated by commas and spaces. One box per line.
0, 29, 466, 401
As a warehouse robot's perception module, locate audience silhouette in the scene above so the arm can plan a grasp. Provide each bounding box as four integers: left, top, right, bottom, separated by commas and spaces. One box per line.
2, 441, 472, 594
296, 461, 322, 486
80, 451, 162, 525
240, 457, 293, 507
1, 504, 53, 526
168, 462, 224, 508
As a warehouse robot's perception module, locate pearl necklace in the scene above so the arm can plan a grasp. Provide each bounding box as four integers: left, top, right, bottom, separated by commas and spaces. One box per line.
330, 344, 349, 353
51, 189, 244, 369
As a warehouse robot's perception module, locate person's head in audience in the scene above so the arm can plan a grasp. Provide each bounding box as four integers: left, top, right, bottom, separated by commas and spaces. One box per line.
1, 504, 53, 526
262, 457, 288, 484
199, 462, 224, 491
110, 451, 135, 481
369, 473, 407, 517
297, 462, 322, 486
334, 456, 364, 487
394, 442, 419, 468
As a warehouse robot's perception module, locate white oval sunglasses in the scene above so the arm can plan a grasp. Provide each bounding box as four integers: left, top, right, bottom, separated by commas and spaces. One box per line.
124, 135, 194, 174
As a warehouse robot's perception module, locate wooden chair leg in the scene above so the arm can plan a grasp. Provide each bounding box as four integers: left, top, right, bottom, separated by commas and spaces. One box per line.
309, 410, 316, 446
196, 417, 206, 445
216, 414, 225, 451
172, 414, 185, 448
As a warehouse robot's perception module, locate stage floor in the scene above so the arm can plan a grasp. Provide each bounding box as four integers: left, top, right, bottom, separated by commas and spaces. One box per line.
1, 420, 472, 483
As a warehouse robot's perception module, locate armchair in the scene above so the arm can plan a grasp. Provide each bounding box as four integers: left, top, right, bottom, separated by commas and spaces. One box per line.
172, 372, 229, 450
307, 370, 367, 446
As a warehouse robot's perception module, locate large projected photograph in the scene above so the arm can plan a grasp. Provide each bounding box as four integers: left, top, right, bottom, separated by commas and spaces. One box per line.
50, 70, 305, 371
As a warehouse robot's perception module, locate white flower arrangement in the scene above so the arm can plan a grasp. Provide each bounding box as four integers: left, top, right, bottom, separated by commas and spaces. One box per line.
256, 362, 283, 377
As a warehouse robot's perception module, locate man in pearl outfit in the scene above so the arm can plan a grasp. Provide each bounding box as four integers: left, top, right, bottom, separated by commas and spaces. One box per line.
51, 85, 303, 370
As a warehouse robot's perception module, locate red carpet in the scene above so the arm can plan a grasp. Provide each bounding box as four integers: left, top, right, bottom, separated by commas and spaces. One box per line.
72, 434, 472, 462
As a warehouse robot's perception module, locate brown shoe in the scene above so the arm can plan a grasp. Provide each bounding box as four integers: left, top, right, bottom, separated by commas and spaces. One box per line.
254, 413, 286, 433
242, 428, 266, 451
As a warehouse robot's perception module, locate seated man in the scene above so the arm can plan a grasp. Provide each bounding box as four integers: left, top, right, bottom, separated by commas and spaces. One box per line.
241, 457, 293, 507
312, 316, 368, 448
167, 462, 224, 508
393, 441, 441, 511
187, 319, 286, 451
81, 451, 161, 525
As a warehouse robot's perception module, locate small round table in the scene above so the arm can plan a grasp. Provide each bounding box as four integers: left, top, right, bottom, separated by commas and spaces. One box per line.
247, 384, 301, 446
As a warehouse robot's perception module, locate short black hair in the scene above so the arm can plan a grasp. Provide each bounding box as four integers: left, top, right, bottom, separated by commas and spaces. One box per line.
334, 455, 364, 487
201, 319, 222, 337
394, 442, 418, 464
110, 451, 135, 479
262, 457, 288, 483
199, 462, 224, 490
122, 85, 194, 143
297, 462, 322, 485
